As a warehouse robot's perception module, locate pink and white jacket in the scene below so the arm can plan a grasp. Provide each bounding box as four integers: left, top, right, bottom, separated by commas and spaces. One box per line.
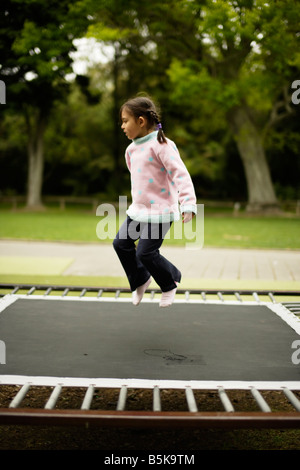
125, 131, 197, 223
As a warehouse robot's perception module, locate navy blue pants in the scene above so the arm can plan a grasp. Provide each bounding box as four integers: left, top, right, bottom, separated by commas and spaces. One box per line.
113, 216, 181, 292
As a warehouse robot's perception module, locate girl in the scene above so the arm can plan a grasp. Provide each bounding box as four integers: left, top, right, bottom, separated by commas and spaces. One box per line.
113, 96, 197, 307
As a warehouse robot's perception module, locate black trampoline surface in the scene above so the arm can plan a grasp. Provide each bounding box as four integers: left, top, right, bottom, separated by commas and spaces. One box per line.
0, 297, 299, 381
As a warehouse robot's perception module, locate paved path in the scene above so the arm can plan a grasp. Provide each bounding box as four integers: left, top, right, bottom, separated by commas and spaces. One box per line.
0, 240, 299, 288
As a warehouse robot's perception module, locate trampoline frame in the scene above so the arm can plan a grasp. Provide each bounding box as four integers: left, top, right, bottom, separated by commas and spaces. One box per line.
0, 283, 300, 429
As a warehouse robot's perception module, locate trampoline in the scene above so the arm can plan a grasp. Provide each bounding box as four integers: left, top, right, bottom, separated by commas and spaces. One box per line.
0, 284, 300, 428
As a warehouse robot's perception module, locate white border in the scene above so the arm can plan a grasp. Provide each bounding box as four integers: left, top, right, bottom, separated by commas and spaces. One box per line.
0, 294, 18, 313
266, 302, 300, 335
0, 375, 300, 390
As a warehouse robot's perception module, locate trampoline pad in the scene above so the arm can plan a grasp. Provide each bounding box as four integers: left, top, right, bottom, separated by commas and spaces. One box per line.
0, 297, 299, 382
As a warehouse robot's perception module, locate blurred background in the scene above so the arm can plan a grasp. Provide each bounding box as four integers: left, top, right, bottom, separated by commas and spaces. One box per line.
0, 0, 299, 213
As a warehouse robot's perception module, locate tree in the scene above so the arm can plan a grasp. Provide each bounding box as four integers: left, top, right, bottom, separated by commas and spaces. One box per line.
43, 76, 117, 198
0, 0, 93, 208
87, 0, 300, 211
167, 0, 300, 211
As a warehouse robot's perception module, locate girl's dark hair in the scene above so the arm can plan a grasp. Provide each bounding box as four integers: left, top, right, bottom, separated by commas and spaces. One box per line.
120, 96, 167, 144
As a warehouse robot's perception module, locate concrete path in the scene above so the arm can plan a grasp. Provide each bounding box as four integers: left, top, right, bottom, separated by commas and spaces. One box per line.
0, 240, 299, 288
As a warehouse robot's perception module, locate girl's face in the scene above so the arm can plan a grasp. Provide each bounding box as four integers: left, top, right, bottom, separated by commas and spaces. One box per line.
121, 108, 148, 140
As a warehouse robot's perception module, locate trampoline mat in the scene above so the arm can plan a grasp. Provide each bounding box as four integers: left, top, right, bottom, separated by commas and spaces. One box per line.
0, 298, 299, 382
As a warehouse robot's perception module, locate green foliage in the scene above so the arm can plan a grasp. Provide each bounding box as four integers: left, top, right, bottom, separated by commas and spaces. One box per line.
0, 0, 299, 202
168, 0, 300, 112
0, 0, 92, 110
42, 79, 123, 197
88, 22, 136, 43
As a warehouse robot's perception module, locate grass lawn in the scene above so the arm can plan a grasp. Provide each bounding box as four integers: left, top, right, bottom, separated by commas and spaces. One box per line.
0, 206, 299, 292
0, 206, 299, 249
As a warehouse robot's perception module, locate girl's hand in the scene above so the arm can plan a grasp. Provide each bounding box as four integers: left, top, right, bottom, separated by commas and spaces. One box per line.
182, 212, 194, 223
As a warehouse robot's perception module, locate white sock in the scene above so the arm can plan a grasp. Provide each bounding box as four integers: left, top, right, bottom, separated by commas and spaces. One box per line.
159, 284, 177, 308
132, 277, 152, 306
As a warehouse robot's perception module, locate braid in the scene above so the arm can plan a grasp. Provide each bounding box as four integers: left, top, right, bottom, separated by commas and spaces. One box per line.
148, 110, 167, 144
148, 110, 159, 124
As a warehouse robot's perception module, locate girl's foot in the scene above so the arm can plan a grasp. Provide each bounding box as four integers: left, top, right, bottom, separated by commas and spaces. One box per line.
159, 286, 177, 308
132, 277, 152, 306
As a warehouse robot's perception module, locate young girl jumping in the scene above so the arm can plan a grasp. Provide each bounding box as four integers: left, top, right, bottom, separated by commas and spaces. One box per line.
113, 96, 197, 307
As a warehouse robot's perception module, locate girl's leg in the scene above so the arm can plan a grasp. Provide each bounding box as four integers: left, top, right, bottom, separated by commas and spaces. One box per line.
136, 222, 181, 294
113, 217, 151, 292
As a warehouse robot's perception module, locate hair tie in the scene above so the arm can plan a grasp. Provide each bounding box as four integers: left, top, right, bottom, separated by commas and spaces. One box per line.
156, 123, 162, 130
